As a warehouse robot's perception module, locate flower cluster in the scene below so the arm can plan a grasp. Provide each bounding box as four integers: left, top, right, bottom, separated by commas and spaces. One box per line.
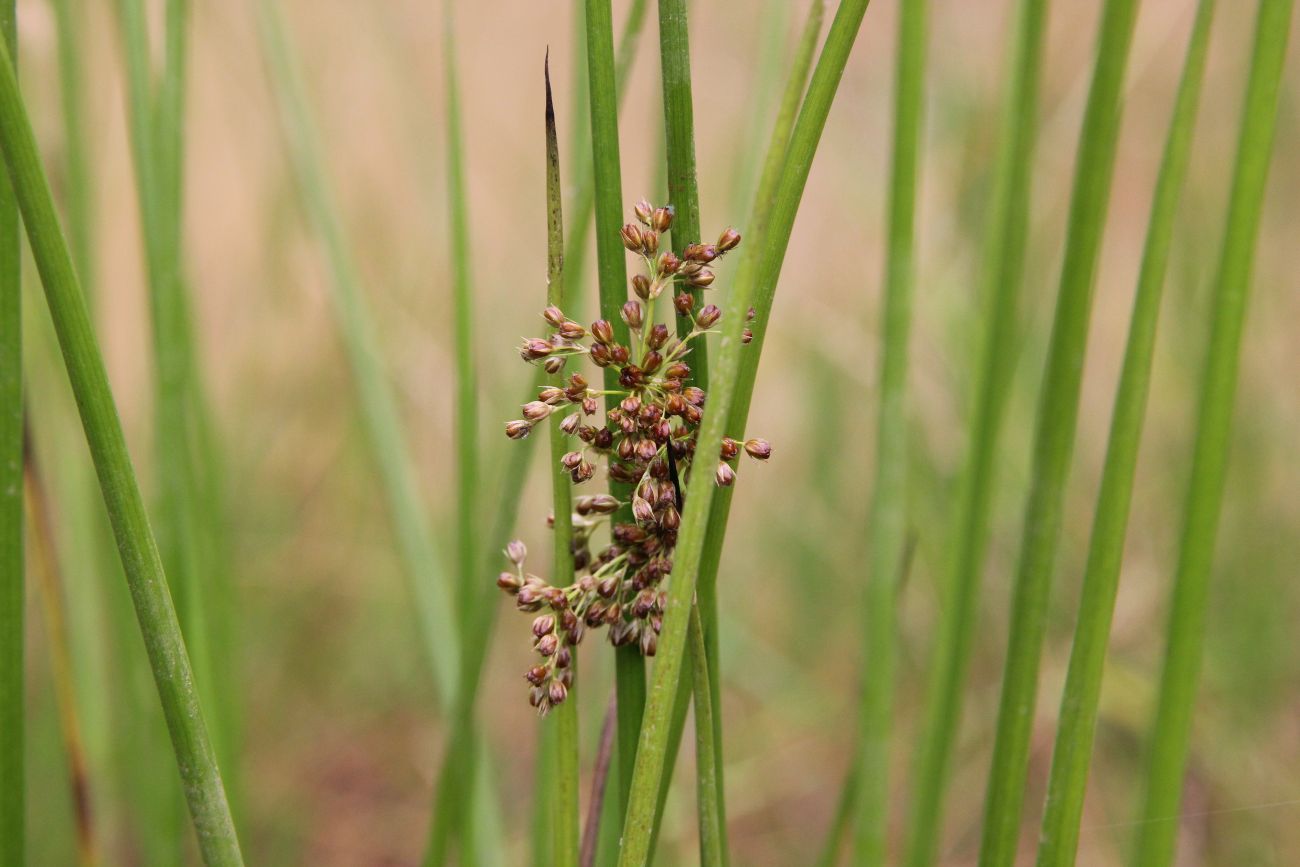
498, 201, 771, 714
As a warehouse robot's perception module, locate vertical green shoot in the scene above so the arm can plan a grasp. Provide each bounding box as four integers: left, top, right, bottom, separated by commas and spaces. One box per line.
1134, 1, 1294, 864
255, 0, 460, 700
584, 0, 644, 824
853, 0, 925, 862
0, 30, 243, 864
545, 56, 581, 867
901, 0, 1048, 863
617, 1, 874, 863
0, 0, 19, 860
978, 0, 1141, 862
1035, 2, 1217, 864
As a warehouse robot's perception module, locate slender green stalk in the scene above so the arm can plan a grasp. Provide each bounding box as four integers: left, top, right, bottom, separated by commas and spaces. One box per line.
816, 769, 858, 867
657, 0, 704, 362
25, 426, 98, 867
618, 2, 874, 863
0, 1, 18, 860
651, 1, 824, 850
544, 56, 581, 867
256, 0, 460, 699
444, 0, 478, 620
1134, 2, 1293, 863
0, 31, 243, 864
853, 0, 924, 862
584, 0, 645, 825
1035, 4, 1216, 864
49, 0, 93, 295
564, 0, 649, 306
978, 0, 1141, 862
901, 1, 1047, 864
689, 607, 724, 867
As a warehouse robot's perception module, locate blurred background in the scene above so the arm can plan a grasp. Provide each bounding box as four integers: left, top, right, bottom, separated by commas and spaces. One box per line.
15, 0, 1300, 864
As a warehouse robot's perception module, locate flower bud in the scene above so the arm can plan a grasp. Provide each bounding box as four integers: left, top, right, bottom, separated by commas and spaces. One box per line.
688, 268, 715, 288
589, 343, 612, 366
506, 540, 527, 565
529, 685, 547, 710
611, 344, 630, 365
660, 506, 680, 531
642, 351, 663, 374
640, 629, 658, 657
559, 320, 585, 340
633, 198, 654, 225
525, 665, 547, 686
715, 461, 736, 487
664, 362, 690, 380
572, 460, 595, 483
588, 494, 620, 514
642, 231, 659, 255
747, 306, 757, 321
498, 571, 523, 592
536, 633, 559, 656
539, 386, 566, 404
505, 420, 533, 440
651, 206, 674, 233
560, 412, 581, 434
696, 304, 721, 328
716, 227, 741, 252
532, 614, 556, 638
544, 357, 565, 374
648, 323, 669, 350
597, 575, 619, 598
742, 327, 753, 344
658, 252, 681, 276
548, 680, 568, 705
683, 243, 706, 262
620, 395, 641, 415
554, 645, 573, 668
621, 300, 643, 329
582, 396, 598, 415
744, 438, 772, 460
543, 305, 565, 327
591, 319, 615, 344
632, 274, 652, 300
674, 292, 695, 316
522, 401, 552, 421
521, 337, 553, 359
561, 450, 583, 471
620, 223, 644, 252
684, 386, 706, 406
632, 496, 655, 524
720, 437, 740, 460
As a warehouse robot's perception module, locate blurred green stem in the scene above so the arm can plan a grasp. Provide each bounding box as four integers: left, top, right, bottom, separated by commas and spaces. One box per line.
0, 1, 18, 861
1134, 1, 1293, 864
1035, 3, 1216, 864
901, 1, 1048, 862
853, 0, 924, 862
0, 29, 243, 864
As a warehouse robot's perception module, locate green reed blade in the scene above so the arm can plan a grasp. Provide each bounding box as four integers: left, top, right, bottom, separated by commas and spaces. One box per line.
977, 0, 1142, 862
1035, 3, 1217, 865
1133, 1, 1294, 864
0, 30, 244, 864
853, 0, 925, 862
900, 1, 1047, 863
617, 2, 874, 863
0, 1, 18, 861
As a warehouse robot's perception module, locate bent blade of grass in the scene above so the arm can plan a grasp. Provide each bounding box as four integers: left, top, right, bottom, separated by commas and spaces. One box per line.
544, 56, 582, 867
584, 0, 646, 825
0, 1, 18, 860
652, 0, 824, 852
617, 2, 874, 863
1133, 1, 1294, 864
853, 0, 925, 863
0, 31, 243, 864
255, 0, 460, 700
688, 606, 723, 867
977, 0, 1142, 862
901, 1, 1048, 864
1035, 3, 1217, 865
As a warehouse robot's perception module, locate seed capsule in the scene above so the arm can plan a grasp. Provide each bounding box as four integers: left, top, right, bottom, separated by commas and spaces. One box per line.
543, 357, 565, 374
621, 300, 643, 329
543, 305, 565, 327
591, 319, 615, 344
560, 412, 581, 434
715, 462, 736, 487
498, 571, 523, 592
559, 320, 586, 340
548, 680, 568, 706
716, 227, 741, 252
522, 401, 551, 421
536, 633, 559, 656
632, 274, 652, 299
696, 304, 721, 328
674, 292, 695, 316
506, 540, 527, 565
648, 323, 670, 350
539, 386, 566, 404
620, 223, 644, 252
532, 615, 556, 638
744, 438, 772, 460
640, 629, 658, 657
632, 496, 655, 524
688, 269, 715, 288
525, 665, 547, 686
633, 199, 654, 225
651, 206, 674, 233
658, 252, 681, 277
505, 420, 533, 440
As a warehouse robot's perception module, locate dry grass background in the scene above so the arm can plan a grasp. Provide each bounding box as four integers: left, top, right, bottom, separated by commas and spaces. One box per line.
16, 0, 1300, 863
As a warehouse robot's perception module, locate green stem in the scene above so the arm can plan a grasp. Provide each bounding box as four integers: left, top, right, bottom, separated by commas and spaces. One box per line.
689, 605, 724, 867
545, 56, 580, 867
1035, 3, 1217, 864
657, 1, 824, 852
815, 769, 858, 867
584, 0, 645, 826
853, 0, 924, 862
0, 29, 243, 865
901, 1, 1048, 864
256, 0, 460, 701
0, 1, 18, 860
49, 0, 94, 296
617, 2, 874, 862
977, 0, 1141, 862
1133, 2, 1293, 864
